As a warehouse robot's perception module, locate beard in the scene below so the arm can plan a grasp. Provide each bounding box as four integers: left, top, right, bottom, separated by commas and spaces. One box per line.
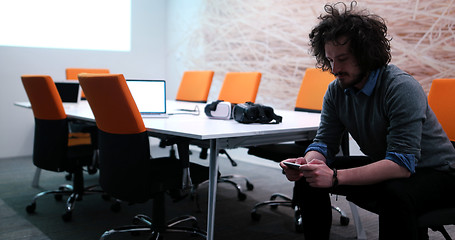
335, 70, 368, 89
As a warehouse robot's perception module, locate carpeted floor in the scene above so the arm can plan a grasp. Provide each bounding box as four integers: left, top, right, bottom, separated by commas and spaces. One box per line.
0, 143, 453, 240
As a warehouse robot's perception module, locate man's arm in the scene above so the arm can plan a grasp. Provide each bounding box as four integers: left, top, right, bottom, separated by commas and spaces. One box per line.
337, 159, 411, 185
300, 158, 411, 188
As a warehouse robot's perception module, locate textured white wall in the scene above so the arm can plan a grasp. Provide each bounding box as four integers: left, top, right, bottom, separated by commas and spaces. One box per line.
175, 0, 455, 109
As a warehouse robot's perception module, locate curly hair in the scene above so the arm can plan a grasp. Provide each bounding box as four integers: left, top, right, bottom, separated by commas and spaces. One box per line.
309, 1, 391, 72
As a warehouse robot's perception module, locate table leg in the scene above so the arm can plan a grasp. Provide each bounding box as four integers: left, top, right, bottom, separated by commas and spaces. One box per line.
207, 139, 219, 240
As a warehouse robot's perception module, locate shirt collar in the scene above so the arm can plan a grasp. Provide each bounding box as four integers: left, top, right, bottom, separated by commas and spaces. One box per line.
344, 69, 380, 96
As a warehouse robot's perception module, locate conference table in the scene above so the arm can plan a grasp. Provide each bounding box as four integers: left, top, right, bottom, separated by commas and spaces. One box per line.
16, 100, 321, 240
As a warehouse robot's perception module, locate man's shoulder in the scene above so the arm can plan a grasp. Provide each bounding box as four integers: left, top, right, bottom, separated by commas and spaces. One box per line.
379, 65, 425, 98
380, 64, 419, 88
382, 64, 414, 81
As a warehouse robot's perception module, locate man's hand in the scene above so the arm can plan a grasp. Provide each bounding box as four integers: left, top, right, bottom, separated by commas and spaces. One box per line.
279, 157, 306, 181
300, 159, 334, 188
279, 151, 327, 182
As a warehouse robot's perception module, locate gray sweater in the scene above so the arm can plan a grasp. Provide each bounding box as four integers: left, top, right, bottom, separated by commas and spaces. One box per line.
313, 64, 455, 173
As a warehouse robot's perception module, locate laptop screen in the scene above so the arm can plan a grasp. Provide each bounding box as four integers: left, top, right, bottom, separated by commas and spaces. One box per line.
126, 79, 166, 114
55, 81, 81, 103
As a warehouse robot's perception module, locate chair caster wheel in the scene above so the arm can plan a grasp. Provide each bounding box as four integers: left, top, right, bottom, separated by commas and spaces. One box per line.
62, 211, 72, 222
340, 216, 350, 226
65, 174, 72, 181
87, 167, 97, 175
132, 216, 141, 225
54, 194, 63, 201
26, 203, 36, 213
101, 194, 111, 201
294, 210, 304, 233
251, 211, 261, 221
237, 192, 247, 201
110, 202, 121, 212
199, 149, 208, 159
246, 182, 254, 191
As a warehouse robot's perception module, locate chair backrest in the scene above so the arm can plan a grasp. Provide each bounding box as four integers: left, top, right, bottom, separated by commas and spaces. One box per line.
21, 75, 69, 171
176, 71, 214, 103
66, 68, 110, 99
295, 68, 335, 112
78, 73, 151, 202
428, 78, 455, 142
65, 68, 110, 80
21, 75, 66, 120
78, 73, 145, 135
218, 72, 261, 104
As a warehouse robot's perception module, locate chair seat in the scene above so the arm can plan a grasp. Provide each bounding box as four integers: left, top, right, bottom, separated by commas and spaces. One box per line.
68, 132, 91, 146
418, 208, 455, 228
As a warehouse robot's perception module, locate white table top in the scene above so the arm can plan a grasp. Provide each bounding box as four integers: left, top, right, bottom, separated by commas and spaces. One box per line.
15, 100, 321, 147
55, 100, 320, 144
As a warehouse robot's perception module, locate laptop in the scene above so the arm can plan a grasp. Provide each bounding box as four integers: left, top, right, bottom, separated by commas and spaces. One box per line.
126, 79, 169, 118
55, 81, 81, 103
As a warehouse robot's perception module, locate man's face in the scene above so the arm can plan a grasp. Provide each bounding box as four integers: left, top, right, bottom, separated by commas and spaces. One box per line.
324, 37, 367, 89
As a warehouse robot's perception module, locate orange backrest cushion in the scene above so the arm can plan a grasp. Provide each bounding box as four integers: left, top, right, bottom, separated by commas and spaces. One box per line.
78, 73, 146, 134
218, 72, 261, 104
295, 68, 335, 111
66, 68, 110, 99
176, 71, 214, 102
66, 68, 110, 80
428, 78, 455, 141
21, 75, 66, 120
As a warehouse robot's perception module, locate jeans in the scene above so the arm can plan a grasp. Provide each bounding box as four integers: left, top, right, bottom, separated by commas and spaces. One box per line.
292, 156, 455, 240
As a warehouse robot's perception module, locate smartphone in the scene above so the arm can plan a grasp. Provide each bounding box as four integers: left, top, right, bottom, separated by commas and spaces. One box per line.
283, 161, 302, 170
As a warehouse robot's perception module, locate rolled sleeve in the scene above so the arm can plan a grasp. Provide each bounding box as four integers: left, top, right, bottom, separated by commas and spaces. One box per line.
386, 151, 416, 173
305, 142, 328, 159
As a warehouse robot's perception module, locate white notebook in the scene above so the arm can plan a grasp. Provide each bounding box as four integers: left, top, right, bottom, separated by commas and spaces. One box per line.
126, 79, 169, 118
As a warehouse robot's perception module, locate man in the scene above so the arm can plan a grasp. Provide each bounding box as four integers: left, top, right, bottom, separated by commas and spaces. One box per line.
280, 2, 455, 240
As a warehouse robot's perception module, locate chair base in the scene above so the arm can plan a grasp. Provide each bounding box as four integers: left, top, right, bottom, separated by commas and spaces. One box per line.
218, 174, 254, 201
250, 193, 350, 233
100, 213, 207, 240
26, 183, 104, 222
26, 165, 105, 222
202, 148, 255, 201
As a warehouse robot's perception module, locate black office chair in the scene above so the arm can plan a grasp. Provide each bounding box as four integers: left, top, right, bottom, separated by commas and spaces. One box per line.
21, 75, 104, 222
414, 78, 455, 240
79, 73, 208, 239
248, 69, 350, 232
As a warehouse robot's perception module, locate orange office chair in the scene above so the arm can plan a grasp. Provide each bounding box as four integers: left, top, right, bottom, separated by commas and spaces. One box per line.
248, 68, 351, 232
159, 71, 214, 158
78, 73, 208, 239
198, 72, 261, 201
428, 78, 455, 142
176, 71, 214, 103
65, 68, 110, 99
419, 78, 455, 239
218, 72, 261, 104
66, 68, 110, 80
21, 75, 103, 222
